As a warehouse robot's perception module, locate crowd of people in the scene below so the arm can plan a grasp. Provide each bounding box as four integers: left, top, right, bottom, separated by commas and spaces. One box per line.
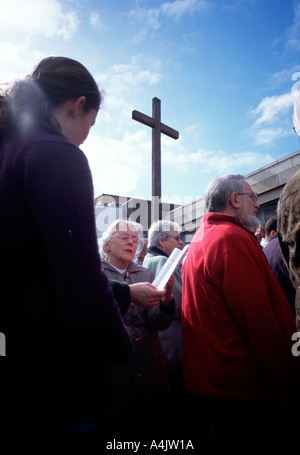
0, 56, 299, 440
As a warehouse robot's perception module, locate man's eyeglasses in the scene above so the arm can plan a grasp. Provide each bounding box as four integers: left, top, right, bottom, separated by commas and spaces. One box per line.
237, 192, 258, 202
113, 233, 139, 244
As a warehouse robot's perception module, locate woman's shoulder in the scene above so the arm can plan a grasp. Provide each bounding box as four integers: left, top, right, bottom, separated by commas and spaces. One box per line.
101, 259, 122, 277
28, 130, 81, 151
7, 128, 67, 145
128, 262, 154, 282
3, 129, 81, 161
21, 130, 87, 165
143, 253, 167, 266
143, 253, 167, 278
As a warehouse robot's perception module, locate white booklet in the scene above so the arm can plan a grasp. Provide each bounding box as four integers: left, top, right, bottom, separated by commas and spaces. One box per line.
152, 244, 189, 290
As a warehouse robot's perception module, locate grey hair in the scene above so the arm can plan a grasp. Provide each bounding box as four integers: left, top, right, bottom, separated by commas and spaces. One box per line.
98, 219, 144, 260
204, 174, 246, 213
148, 220, 181, 248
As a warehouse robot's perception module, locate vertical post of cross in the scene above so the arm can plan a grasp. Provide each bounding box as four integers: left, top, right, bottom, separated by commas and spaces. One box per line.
152, 97, 162, 222
132, 97, 179, 225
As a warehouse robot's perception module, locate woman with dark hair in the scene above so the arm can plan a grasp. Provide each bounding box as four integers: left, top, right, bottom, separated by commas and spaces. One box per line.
0, 56, 165, 434
1, 56, 101, 140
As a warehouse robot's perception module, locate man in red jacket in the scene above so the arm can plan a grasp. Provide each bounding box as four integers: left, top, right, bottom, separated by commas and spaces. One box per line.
182, 174, 298, 439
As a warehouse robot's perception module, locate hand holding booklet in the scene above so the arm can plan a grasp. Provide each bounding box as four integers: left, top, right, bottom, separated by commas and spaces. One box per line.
152, 244, 189, 290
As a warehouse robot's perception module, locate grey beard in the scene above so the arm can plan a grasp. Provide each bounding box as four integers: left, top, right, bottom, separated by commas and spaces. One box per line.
242, 214, 260, 230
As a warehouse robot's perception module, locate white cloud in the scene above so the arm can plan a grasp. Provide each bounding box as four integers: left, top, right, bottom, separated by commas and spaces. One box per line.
253, 128, 289, 146
250, 93, 293, 126
96, 57, 162, 95
128, 7, 161, 43
0, 0, 79, 40
82, 130, 152, 197
269, 67, 300, 88
162, 147, 274, 175
161, 0, 212, 21
89, 12, 99, 26
128, 0, 212, 41
183, 124, 199, 134
0, 0, 80, 83
94, 56, 163, 136
0, 41, 46, 82
286, 1, 300, 50
89, 11, 104, 30
248, 92, 294, 145
222, 0, 257, 13
81, 54, 164, 197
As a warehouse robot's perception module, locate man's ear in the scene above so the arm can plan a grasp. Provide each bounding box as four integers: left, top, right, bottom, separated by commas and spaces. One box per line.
229, 192, 240, 208
158, 238, 165, 250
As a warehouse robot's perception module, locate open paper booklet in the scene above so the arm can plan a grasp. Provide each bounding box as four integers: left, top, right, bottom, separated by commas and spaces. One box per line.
152, 244, 189, 290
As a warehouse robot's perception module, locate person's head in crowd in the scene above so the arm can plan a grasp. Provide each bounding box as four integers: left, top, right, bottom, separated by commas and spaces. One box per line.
147, 220, 184, 257
135, 237, 148, 264
264, 216, 277, 242
99, 219, 144, 269
0, 56, 101, 146
204, 173, 260, 228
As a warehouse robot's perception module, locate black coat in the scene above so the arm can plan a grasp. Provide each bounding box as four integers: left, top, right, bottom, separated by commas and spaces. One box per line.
263, 236, 296, 316
0, 130, 131, 432
101, 260, 174, 436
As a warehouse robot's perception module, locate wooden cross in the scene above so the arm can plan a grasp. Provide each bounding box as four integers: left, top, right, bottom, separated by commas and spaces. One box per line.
132, 97, 179, 222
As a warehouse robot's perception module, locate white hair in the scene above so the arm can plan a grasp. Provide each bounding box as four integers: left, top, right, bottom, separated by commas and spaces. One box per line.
147, 220, 181, 248
98, 219, 144, 260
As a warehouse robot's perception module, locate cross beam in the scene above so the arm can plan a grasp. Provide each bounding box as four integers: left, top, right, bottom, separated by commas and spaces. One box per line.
132, 97, 179, 222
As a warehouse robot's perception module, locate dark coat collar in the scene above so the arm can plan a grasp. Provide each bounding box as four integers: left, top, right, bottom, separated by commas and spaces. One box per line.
147, 245, 168, 258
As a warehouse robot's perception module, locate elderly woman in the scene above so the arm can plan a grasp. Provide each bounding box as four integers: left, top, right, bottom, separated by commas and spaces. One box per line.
143, 220, 184, 432
99, 219, 174, 438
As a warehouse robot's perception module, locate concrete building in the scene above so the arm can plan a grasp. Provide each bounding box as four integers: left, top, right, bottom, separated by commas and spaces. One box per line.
94, 150, 300, 242
94, 193, 130, 207
94, 193, 130, 238
94, 193, 180, 237
162, 149, 300, 243
122, 197, 180, 231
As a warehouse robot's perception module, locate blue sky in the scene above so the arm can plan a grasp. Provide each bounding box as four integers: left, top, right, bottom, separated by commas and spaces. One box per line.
1, 0, 300, 205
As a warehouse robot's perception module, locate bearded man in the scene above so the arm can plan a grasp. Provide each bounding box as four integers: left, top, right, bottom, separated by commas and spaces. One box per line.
182, 174, 298, 439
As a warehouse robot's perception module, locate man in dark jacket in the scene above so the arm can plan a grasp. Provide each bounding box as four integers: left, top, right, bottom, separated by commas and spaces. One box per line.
264, 233, 296, 316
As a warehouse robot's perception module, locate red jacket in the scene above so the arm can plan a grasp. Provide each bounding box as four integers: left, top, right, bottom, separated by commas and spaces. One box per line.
182, 212, 297, 402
